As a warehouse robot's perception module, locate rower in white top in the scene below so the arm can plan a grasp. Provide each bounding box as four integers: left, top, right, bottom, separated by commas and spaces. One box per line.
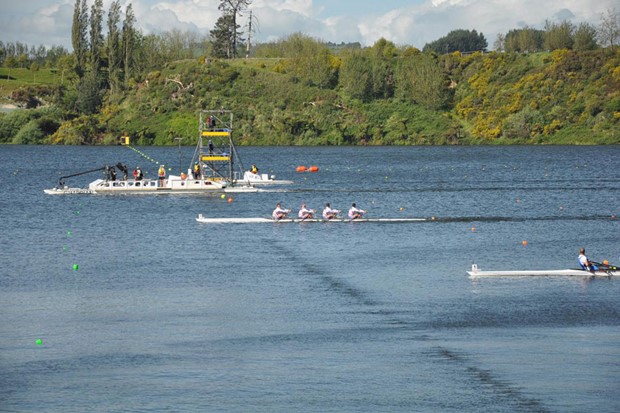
272, 202, 291, 220
322, 203, 341, 220
298, 203, 316, 220
348, 203, 367, 220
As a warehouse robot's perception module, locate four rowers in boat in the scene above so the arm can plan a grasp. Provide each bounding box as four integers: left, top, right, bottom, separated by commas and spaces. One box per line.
272, 202, 366, 221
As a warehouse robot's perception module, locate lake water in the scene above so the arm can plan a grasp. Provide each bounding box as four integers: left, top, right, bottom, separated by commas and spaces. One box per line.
1, 144, 619, 412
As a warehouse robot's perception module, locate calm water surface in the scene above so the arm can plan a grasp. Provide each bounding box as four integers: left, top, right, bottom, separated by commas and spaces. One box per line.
1, 145, 619, 412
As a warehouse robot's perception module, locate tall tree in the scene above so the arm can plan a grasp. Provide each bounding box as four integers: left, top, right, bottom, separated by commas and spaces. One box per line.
369, 38, 397, 99
544, 20, 574, 50
122, 3, 136, 84
504, 27, 544, 52
216, 0, 251, 58
423, 29, 487, 54
573, 22, 598, 51
107, 0, 122, 93
210, 13, 237, 58
395, 53, 450, 110
89, 0, 104, 78
598, 8, 620, 50
338, 51, 372, 101
71, 0, 88, 78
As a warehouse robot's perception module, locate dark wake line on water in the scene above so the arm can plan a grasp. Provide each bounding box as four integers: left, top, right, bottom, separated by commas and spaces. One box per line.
268, 185, 620, 194
427, 347, 551, 413
262, 237, 380, 307
432, 214, 617, 223
261, 236, 551, 412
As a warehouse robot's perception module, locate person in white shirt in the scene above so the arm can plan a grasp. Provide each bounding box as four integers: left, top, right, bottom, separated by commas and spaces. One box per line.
348, 203, 367, 220
298, 203, 315, 220
322, 203, 341, 220
272, 203, 291, 220
578, 247, 597, 271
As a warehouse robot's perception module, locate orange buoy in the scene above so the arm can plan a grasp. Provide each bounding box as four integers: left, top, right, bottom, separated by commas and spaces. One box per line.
522, 240, 528, 246
227, 197, 233, 203
180, 173, 187, 180
296, 166, 307, 172
308, 166, 319, 172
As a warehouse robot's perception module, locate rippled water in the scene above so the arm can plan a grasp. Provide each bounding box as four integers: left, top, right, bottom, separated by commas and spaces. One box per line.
1, 145, 619, 412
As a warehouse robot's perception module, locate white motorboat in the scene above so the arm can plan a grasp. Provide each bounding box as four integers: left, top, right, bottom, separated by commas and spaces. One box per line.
44, 110, 286, 195
237, 171, 293, 186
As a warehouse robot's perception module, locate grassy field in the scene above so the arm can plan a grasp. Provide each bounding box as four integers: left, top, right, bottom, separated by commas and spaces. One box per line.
0, 67, 61, 103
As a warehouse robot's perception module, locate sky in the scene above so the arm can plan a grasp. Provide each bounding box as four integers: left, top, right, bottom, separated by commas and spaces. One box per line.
0, 0, 616, 51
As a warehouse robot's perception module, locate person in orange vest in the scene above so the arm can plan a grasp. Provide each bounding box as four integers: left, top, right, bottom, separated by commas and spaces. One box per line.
158, 164, 166, 187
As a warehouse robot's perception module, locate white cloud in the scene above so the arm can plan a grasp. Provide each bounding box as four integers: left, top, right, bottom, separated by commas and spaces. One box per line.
0, 0, 617, 50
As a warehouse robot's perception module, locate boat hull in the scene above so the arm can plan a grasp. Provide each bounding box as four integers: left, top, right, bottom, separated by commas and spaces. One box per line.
468, 268, 619, 278
196, 215, 426, 224
45, 177, 259, 194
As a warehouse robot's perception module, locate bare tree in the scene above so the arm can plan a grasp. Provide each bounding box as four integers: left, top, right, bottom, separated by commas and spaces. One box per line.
598, 8, 620, 50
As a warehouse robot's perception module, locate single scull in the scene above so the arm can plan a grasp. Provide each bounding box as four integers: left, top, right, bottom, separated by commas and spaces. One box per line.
467, 264, 619, 278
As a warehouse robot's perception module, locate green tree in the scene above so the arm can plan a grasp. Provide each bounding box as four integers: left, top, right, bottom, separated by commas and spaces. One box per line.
90, 0, 104, 78
338, 51, 372, 101
30, 62, 40, 83
423, 29, 488, 54
544, 20, 574, 50
76, 75, 103, 114
71, 0, 88, 78
505, 27, 544, 52
369, 38, 396, 98
122, 4, 136, 84
107, 0, 122, 93
279, 33, 336, 88
216, 0, 251, 58
573, 22, 598, 51
211, 13, 237, 58
396, 53, 450, 110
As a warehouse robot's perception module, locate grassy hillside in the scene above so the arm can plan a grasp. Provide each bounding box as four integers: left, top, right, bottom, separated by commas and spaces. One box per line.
1, 50, 619, 145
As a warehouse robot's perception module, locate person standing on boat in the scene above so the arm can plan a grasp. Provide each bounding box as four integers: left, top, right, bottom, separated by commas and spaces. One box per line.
193, 162, 201, 179
250, 164, 259, 174
323, 203, 341, 220
272, 203, 291, 220
136, 167, 143, 181
298, 203, 315, 220
578, 248, 598, 271
348, 203, 367, 220
158, 164, 166, 187
117, 163, 128, 180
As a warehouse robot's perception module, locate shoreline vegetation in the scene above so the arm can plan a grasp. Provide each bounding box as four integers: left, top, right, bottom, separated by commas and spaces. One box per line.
1, 49, 618, 146
1, 6, 619, 146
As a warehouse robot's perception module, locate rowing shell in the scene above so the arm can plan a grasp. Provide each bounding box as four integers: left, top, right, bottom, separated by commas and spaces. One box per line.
196, 214, 426, 224
468, 264, 619, 278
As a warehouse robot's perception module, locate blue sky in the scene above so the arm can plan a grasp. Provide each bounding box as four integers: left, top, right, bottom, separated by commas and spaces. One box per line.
0, 0, 616, 50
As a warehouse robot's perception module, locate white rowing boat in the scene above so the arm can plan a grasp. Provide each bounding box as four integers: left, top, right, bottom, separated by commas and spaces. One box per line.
467, 264, 619, 278
196, 214, 426, 224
